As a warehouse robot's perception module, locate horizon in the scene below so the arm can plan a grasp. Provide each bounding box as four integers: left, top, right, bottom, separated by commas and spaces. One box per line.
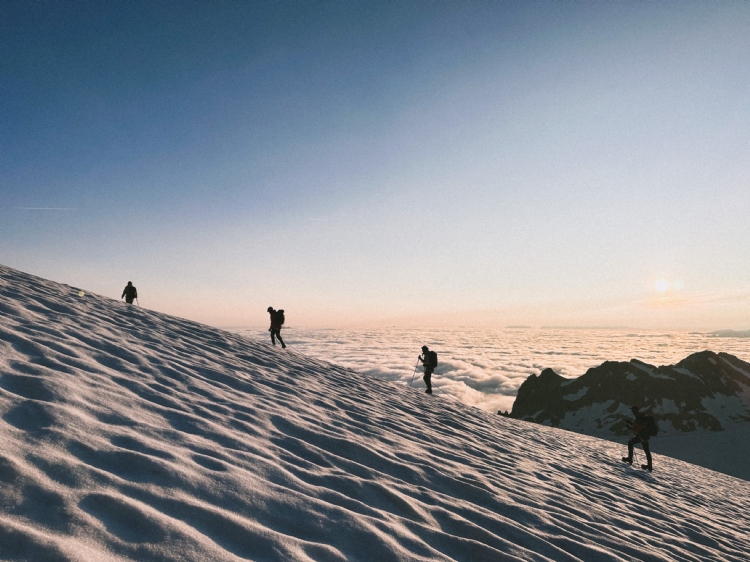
2, 260, 749, 559
2, 1, 749, 331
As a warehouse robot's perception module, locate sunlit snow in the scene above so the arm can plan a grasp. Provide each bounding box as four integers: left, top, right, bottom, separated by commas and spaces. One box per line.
1, 264, 749, 561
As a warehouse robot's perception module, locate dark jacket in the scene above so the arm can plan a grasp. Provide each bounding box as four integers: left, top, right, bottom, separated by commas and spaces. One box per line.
269, 310, 282, 330
122, 285, 137, 300
422, 350, 437, 371
630, 412, 650, 440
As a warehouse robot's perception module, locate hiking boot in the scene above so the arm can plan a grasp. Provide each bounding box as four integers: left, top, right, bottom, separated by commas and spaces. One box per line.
622, 457, 632, 465
281, 344, 286, 349
425, 388, 432, 394
641, 464, 652, 472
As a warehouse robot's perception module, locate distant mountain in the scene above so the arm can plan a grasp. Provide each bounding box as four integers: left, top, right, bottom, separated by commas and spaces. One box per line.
511, 351, 750, 434
510, 351, 750, 479
710, 329, 750, 338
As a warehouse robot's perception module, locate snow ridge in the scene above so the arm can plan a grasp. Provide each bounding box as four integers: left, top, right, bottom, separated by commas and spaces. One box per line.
1, 264, 749, 561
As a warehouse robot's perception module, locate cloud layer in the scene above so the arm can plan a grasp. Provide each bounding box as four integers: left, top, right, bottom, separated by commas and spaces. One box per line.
241, 328, 750, 413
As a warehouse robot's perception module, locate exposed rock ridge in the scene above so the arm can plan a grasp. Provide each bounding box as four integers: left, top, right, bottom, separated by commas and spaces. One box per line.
510, 350, 750, 436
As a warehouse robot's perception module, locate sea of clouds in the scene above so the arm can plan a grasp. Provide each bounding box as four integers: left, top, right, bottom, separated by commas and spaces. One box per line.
239, 328, 750, 413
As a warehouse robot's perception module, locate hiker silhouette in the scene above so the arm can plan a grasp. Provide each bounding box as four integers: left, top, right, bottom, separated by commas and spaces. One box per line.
418, 346, 437, 394
622, 405, 654, 472
267, 307, 286, 349
121, 282, 137, 305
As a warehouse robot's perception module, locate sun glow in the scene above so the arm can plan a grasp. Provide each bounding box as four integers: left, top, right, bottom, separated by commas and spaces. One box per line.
645, 277, 691, 310
654, 279, 670, 293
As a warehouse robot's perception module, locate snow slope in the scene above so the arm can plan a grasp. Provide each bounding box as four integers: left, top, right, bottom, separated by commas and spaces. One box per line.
1, 264, 749, 562
510, 356, 750, 481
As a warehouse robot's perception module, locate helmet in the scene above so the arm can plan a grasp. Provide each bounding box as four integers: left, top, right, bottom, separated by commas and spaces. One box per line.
267, 307, 273, 312
421, 346, 429, 351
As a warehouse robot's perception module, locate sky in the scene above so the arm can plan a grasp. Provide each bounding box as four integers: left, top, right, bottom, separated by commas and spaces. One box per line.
2, 1, 749, 330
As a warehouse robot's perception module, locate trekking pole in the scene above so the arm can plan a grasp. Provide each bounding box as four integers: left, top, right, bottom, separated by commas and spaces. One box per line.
136, 298, 140, 307
433, 382, 460, 403
409, 358, 420, 387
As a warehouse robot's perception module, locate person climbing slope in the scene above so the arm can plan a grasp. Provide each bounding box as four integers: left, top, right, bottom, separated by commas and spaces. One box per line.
267, 306, 286, 349
121, 281, 138, 305
418, 345, 438, 394
622, 405, 657, 472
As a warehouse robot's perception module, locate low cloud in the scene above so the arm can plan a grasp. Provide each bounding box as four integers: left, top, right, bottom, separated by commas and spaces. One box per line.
239, 328, 750, 414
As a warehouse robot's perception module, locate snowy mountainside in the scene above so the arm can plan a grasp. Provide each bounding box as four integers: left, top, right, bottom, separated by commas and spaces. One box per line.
1, 263, 749, 561
510, 353, 750, 480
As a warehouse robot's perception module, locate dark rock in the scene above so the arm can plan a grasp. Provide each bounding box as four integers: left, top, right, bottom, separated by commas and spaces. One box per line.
510, 351, 750, 436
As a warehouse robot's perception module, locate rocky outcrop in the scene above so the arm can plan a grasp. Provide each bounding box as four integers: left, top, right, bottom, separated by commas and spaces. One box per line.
510, 351, 750, 437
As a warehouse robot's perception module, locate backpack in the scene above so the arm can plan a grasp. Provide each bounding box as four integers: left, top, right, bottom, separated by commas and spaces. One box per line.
277, 310, 285, 326
428, 350, 438, 368
643, 415, 659, 437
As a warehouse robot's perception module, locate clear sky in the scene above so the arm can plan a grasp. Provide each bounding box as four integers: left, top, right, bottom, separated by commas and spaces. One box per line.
2, 1, 749, 330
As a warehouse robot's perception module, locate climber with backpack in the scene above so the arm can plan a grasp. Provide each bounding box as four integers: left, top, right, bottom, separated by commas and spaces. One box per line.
267, 307, 286, 349
418, 346, 438, 394
121, 281, 138, 305
622, 405, 657, 472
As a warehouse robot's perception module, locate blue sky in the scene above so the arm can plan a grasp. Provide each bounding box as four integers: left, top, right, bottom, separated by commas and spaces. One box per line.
2, 1, 749, 329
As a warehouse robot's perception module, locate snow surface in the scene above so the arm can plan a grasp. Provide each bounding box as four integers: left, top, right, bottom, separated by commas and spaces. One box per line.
673, 368, 701, 381
719, 356, 750, 409
700, 394, 749, 422
562, 387, 588, 402
659, 399, 679, 415
556, 401, 627, 436
2, 265, 750, 561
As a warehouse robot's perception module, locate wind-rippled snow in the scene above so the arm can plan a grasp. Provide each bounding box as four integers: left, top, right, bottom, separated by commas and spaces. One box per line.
2, 265, 750, 561
242, 328, 750, 413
